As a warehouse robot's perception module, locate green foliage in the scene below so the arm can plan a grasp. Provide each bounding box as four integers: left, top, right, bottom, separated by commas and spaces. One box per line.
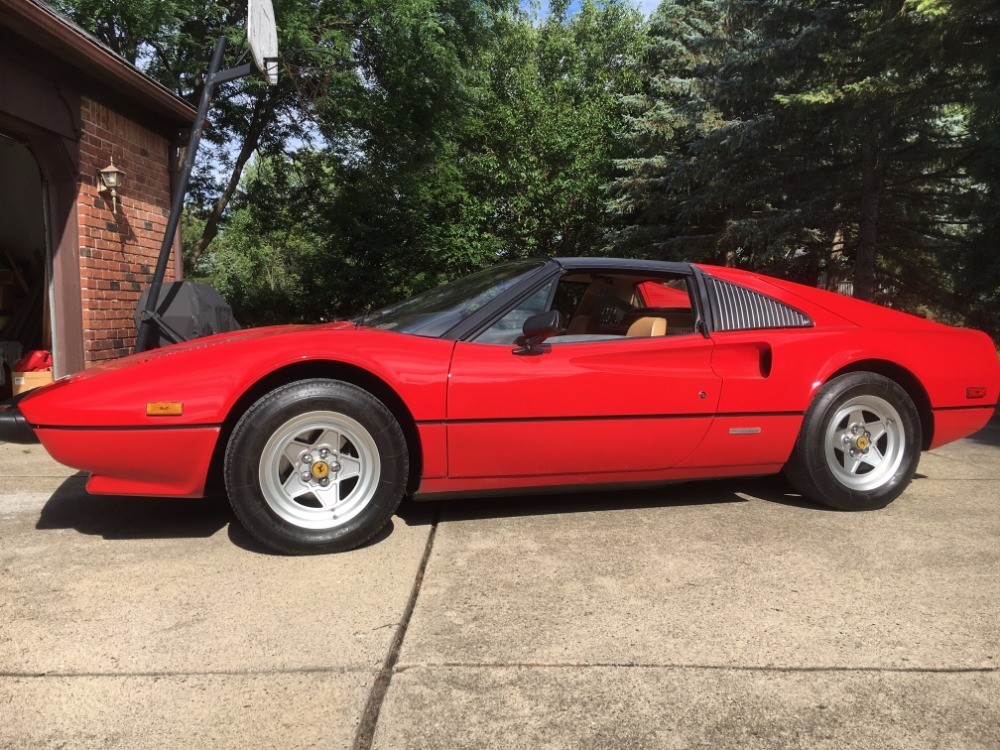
940, 0, 1000, 336
610, 0, 999, 335
453, 2, 645, 262
607, 0, 732, 262
198, 1, 645, 323
53, 0, 324, 252
54, 0, 999, 336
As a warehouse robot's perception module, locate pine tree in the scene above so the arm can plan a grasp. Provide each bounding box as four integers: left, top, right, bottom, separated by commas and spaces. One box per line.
607, 0, 732, 262
613, 0, 990, 312
935, 0, 1000, 335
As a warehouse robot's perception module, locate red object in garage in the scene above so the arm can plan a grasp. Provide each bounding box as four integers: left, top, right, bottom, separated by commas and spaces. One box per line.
13, 349, 52, 372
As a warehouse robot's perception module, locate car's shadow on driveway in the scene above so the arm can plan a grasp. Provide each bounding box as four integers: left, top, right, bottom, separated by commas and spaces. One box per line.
35, 473, 828, 552
396, 474, 831, 526
33, 473, 397, 554
964, 408, 1000, 449
35, 474, 233, 540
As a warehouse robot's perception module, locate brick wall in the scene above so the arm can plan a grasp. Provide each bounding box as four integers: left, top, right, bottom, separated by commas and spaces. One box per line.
77, 97, 179, 364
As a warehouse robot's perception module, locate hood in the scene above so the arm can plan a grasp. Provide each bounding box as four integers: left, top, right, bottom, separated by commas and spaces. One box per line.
66, 322, 356, 378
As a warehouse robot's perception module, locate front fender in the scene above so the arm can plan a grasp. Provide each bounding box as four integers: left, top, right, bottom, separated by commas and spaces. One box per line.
19, 325, 454, 429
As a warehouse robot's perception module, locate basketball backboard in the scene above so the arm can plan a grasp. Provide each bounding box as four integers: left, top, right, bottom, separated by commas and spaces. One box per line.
248, 0, 279, 85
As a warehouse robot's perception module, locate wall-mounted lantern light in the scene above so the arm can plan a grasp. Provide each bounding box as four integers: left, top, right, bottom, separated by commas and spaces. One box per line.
98, 159, 126, 212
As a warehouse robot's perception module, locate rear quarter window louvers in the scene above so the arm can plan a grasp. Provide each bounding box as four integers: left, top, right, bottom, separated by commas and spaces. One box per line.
705, 277, 813, 332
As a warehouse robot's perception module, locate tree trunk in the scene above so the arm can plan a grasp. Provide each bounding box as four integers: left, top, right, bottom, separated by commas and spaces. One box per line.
191, 92, 276, 264
826, 225, 844, 291
854, 135, 883, 302
824, 224, 844, 289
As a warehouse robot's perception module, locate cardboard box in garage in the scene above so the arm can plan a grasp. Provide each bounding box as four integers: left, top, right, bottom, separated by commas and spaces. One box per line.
12, 370, 52, 395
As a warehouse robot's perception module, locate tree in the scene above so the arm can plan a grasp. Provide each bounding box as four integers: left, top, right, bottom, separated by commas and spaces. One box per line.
606, 0, 732, 262
932, 0, 1000, 336
611, 0, 993, 320
53, 0, 486, 269
204, 1, 646, 323
456, 0, 646, 263
191, 0, 511, 322
56, 0, 999, 336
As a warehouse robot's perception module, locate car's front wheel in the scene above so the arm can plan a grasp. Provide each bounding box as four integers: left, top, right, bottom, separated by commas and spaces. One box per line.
785, 372, 921, 510
224, 379, 408, 554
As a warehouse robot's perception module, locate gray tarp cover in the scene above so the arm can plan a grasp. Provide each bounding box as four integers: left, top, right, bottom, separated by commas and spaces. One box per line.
135, 281, 240, 347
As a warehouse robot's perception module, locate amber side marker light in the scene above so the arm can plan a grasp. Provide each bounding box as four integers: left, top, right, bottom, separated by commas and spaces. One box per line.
146, 402, 184, 416
966, 387, 987, 399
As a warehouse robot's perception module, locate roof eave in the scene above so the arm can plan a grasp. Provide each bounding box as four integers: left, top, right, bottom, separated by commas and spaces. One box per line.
0, 0, 197, 129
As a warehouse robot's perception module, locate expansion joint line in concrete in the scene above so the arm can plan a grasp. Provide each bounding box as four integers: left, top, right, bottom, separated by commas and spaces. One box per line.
352, 510, 440, 750
394, 662, 999, 675
0, 666, 373, 679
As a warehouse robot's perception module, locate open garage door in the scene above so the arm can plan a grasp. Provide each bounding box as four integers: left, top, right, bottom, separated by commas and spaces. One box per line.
0, 134, 53, 397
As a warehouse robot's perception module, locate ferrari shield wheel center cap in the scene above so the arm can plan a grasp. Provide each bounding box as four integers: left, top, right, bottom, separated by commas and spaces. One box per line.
855, 435, 870, 451
310, 461, 330, 479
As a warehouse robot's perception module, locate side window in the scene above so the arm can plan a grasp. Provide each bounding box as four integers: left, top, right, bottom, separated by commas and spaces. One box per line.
637, 280, 692, 310
564, 274, 698, 338
474, 271, 703, 345
704, 277, 813, 331
633, 278, 696, 335
475, 279, 556, 344
591, 285, 634, 326
551, 280, 588, 322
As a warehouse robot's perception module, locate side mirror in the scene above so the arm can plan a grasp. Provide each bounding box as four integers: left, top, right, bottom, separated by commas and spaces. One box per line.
514, 310, 564, 355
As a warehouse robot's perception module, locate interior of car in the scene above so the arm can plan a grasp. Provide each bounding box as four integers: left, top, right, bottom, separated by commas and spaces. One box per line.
475, 271, 696, 345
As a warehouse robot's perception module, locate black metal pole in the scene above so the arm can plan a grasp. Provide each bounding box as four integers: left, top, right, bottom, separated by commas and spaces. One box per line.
135, 37, 228, 353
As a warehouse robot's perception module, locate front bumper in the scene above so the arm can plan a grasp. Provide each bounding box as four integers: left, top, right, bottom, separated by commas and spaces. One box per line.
0, 393, 40, 444
37, 425, 220, 497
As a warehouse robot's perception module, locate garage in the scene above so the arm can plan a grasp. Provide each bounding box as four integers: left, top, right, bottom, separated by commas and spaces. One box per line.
0, 135, 50, 396
0, 0, 195, 385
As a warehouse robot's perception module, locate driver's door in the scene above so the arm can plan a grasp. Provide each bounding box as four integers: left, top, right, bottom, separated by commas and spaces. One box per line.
445, 273, 721, 483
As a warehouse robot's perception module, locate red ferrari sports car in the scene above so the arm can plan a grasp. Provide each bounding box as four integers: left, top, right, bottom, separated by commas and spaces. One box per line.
2, 258, 997, 554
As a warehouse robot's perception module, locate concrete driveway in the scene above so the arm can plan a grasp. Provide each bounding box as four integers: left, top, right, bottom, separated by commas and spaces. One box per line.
1, 415, 998, 749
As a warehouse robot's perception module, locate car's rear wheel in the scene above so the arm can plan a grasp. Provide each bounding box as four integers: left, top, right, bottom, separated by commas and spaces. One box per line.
224, 379, 408, 554
785, 372, 921, 510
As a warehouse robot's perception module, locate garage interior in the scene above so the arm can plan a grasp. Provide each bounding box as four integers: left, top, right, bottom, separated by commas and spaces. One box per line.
0, 133, 51, 397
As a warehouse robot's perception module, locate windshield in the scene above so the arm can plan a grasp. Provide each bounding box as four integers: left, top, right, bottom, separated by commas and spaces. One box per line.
356, 260, 546, 337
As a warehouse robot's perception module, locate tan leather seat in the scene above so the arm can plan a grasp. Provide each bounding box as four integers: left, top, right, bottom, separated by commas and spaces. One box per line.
626, 316, 667, 338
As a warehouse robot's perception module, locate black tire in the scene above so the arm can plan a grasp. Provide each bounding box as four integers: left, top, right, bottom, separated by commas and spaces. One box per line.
785, 372, 921, 511
224, 379, 408, 554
